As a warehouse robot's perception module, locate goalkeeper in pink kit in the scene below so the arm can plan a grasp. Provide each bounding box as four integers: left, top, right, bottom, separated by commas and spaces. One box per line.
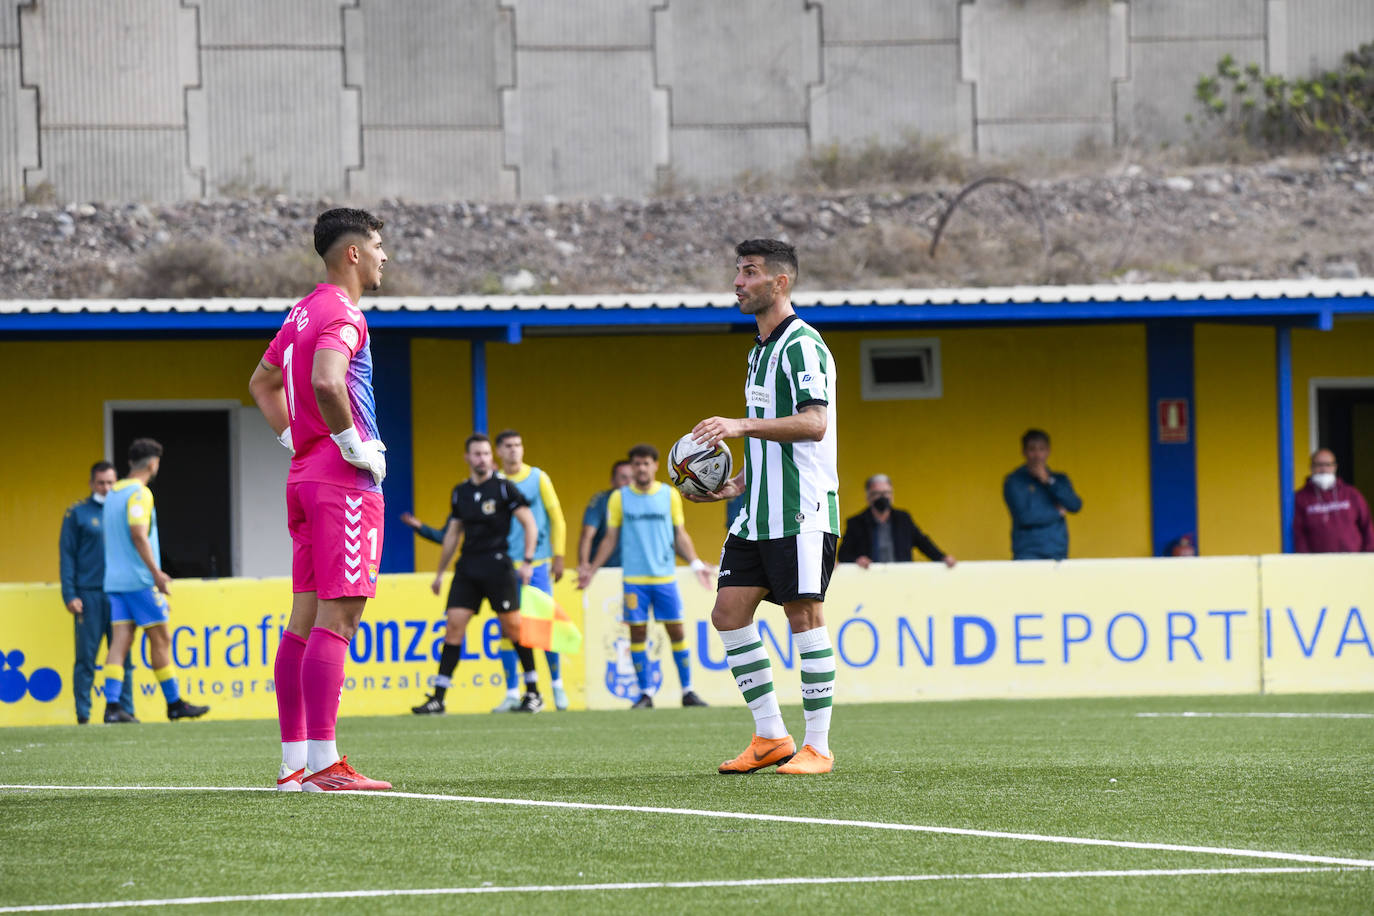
249, 208, 392, 792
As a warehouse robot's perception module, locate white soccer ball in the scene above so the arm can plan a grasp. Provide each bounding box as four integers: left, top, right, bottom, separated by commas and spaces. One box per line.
668, 434, 733, 498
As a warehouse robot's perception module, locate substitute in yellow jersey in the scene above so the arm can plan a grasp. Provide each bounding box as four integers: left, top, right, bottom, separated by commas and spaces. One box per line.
495, 429, 569, 711
578, 443, 713, 708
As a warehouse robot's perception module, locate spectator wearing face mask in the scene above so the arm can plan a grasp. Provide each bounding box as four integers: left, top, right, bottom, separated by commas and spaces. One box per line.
1293, 449, 1374, 553
837, 474, 956, 568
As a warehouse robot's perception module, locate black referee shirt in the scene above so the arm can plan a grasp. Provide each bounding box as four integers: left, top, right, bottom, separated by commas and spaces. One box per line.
449, 476, 528, 559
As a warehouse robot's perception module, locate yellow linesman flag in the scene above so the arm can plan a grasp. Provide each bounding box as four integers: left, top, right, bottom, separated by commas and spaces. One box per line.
518, 585, 583, 654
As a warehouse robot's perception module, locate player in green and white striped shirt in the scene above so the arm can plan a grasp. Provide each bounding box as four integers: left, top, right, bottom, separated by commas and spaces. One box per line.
689, 239, 838, 776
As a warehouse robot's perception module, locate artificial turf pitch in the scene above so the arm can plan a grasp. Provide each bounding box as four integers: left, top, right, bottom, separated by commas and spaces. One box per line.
2, 693, 1371, 914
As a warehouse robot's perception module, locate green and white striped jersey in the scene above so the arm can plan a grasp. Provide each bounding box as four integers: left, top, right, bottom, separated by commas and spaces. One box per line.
730, 314, 839, 541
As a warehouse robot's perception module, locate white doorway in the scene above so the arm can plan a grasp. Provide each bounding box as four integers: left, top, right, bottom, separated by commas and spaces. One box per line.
104, 400, 290, 578
1308, 378, 1374, 510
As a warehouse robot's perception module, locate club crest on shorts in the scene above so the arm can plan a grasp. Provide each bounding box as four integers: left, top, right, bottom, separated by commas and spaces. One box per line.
795, 511, 805, 522
368, 563, 378, 584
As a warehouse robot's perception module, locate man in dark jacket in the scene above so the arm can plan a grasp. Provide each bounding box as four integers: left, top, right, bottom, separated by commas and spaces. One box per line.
1293, 449, 1374, 553
59, 460, 136, 724
1004, 429, 1082, 560
838, 474, 956, 567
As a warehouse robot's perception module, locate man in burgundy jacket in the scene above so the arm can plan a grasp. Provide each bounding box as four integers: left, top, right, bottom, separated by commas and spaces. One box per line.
1293, 449, 1374, 553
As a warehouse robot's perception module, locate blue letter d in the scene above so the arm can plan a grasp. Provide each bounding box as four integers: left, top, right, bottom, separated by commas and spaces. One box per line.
954, 616, 997, 665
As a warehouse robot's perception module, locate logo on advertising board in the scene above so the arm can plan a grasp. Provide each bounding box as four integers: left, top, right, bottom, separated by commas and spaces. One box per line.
603, 636, 661, 700
0, 650, 61, 704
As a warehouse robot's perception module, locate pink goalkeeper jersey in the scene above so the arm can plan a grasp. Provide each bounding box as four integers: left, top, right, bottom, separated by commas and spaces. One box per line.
264, 283, 381, 493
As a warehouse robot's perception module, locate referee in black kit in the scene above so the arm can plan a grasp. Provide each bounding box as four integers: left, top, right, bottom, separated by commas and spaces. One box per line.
411, 434, 544, 714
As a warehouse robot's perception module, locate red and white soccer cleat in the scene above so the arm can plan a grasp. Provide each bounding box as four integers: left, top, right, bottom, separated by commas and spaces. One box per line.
276, 765, 305, 792
300, 756, 392, 792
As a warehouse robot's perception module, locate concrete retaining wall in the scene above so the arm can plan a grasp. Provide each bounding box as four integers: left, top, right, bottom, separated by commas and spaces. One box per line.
2, 0, 1371, 202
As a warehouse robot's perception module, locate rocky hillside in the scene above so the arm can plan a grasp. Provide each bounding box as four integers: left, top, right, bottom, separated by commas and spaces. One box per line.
4, 150, 1371, 301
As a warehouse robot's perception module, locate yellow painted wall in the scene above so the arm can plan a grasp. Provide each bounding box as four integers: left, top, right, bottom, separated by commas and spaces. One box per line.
1195, 325, 1279, 555
406, 324, 1152, 569
824, 324, 1150, 561
1196, 318, 1374, 555
407, 332, 751, 576
0, 339, 267, 582
408, 338, 473, 574
1293, 316, 1374, 480
14, 317, 1368, 584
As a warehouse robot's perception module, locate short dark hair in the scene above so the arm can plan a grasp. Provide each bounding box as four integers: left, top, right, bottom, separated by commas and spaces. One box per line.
610, 459, 631, 480
90, 460, 115, 478
1021, 428, 1050, 450
494, 429, 521, 446
314, 208, 384, 258
736, 238, 798, 283
464, 433, 490, 452
128, 438, 163, 468
628, 443, 658, 462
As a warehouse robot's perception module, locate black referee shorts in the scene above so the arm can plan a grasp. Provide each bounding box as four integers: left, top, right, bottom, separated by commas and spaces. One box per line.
717, 531, 838, 605
447, 554, 521, 614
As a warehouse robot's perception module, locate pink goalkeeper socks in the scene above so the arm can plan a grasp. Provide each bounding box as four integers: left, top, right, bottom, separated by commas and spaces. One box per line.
301, 627, 349, 741
274, 631, 308, 743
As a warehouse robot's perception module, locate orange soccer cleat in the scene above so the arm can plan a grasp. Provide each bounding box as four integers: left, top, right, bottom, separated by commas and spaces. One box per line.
300, 756, 392, 792
776, 744, 834, 775
718, 734, 796, 774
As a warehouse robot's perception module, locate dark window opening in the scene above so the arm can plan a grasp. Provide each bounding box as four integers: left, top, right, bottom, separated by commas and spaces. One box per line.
111, 409, 231, 579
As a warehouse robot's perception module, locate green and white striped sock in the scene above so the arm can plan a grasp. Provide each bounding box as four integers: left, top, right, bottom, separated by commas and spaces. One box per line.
719, 623, 788, 739
794, 626, 834, 756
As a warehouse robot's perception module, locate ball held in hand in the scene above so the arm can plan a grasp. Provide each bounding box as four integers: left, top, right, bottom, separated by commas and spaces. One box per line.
668, 434, 733, 498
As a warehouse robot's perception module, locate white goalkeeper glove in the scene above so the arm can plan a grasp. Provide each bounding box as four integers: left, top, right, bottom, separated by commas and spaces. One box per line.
331, 426, 387, 486
276, 426, 294, 456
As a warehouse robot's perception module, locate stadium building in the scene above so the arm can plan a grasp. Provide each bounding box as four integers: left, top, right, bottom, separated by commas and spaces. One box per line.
2, 278, 1371, 583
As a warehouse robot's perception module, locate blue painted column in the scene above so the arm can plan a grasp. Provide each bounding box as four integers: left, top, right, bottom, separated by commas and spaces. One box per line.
1145, 322, 1198, 555
370, 332, 414, 573
471, 339, 488, 433
1276, 326, 1295, 553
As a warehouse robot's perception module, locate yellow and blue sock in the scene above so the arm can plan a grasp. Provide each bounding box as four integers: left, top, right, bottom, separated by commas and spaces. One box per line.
102, 664, 124, 706
153, 666, 180, 704
672, 638, 692, 691
544, 650, 561, 682
630, 641, 650, 692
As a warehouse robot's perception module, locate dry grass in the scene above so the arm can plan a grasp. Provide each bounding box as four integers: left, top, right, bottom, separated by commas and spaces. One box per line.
111, 240, 424, 299
795, 131, 969, 191
117, 240, 313, 298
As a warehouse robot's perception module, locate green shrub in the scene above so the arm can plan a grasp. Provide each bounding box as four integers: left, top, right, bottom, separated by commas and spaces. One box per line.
1192, 44, 1374, 150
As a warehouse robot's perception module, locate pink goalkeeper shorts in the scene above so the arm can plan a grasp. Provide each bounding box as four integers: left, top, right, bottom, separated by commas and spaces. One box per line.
287, 481, 385, 600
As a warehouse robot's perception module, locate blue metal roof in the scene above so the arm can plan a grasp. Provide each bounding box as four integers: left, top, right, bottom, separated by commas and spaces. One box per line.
2, 279, 1372, 336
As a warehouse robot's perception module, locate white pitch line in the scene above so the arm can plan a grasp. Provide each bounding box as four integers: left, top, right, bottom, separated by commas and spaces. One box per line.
4, 784, 1374, 869
1137, 712, 1374, 719
0, 867, 1366, 913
